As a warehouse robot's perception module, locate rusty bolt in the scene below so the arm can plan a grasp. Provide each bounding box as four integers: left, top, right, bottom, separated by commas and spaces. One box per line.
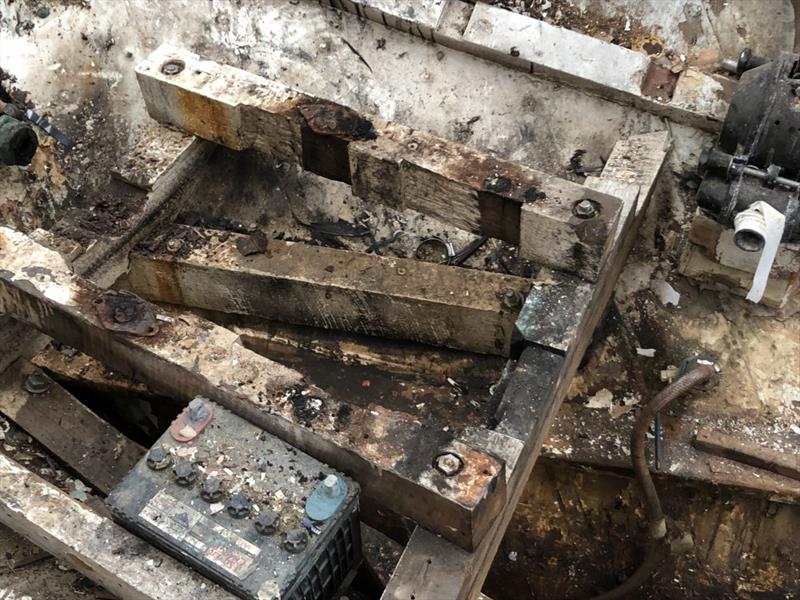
173, 461, 197, 487
227, 492, 251, 519
502, 289, 523, 310
283, 528, 309, 553
146, 445, 172, 471
396, 266, 407, 276
255, 509, 280, 536
112, 303, 137, 324
166, 238, 183, 253
161, 60, 184, 76
433, 452, 463, 477
573, 199, 597, 219
200, 477, 224, 503
187, 397, 210, 422
23, 369, 51, 394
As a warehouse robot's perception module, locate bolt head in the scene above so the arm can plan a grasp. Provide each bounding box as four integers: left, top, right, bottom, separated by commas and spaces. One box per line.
227, 492, 251, 519
434, 452, 463, 477
23, 370, 51, 395
573, 199, 597, 219
283, 528, 309, 553
173, 461, 197, 487
161, 60, 185, 76
146, 445, 172, 471
255, 510, 280, 535
200, 477, 224, 503
502, 289, 523, 310
166, 238, 183, 253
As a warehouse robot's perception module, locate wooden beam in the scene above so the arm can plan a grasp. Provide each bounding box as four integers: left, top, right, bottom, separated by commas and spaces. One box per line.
693, 428, 800, 482
382, 130, 670, 599
321, 0, 731, 132
136, 45, 621, 280
0, 453, 233, 600
126, 226, 531, 356
0, 359, 146, 495
0, 227, 505, 551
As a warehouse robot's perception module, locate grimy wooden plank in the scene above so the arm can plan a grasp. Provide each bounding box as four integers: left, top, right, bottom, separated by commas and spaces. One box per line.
0, 453, 233, 600
382, 130, 670, 599
0, 360, 145, 495
693, 428, 800, 482
126, 226, 531, 356
136, 44, 621, 281
0, 227, 506, 551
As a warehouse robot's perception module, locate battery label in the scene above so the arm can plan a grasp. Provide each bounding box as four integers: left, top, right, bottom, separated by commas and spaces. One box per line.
139, 489, 261, 579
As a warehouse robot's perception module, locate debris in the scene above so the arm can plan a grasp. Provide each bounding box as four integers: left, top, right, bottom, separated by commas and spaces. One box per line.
508, 551, 518, 561
69, 479, 91, 502
94, 290, 159, 337
586, 388, 613, 409
653, 278, 681, 306
236, 230, 269, 256
636, 347, 656, 357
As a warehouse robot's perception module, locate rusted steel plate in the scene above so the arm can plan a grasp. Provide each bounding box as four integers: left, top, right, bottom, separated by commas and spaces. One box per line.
0, 226, 505, 551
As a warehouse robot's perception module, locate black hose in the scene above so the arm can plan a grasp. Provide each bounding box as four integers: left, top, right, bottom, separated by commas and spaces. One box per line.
590, 364, 717, 600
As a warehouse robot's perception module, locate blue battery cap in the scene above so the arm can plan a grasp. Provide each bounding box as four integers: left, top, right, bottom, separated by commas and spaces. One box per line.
305, 474, 347, 522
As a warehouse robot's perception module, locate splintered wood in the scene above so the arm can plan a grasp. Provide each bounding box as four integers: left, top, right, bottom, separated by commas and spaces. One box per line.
0, 227, 505, 551
136, 45, 621, 281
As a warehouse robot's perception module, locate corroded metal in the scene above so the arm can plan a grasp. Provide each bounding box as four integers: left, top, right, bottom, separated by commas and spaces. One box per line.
94, 290, 159, 336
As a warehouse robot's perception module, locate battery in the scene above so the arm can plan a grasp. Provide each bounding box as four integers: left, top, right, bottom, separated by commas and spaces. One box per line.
107, 397, 361, 600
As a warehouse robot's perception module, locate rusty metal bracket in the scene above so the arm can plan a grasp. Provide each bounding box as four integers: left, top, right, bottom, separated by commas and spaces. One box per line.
94, 290, 159, 336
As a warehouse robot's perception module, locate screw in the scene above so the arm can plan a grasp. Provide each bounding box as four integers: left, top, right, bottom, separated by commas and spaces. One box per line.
146, 445, 172, 471
173, 461, 197, 487
23, 369, 51, 394
200, 477, 224, 503
161, 60, 184, 76
187, 397, 210, 422
434, 452, 463, 477
502, 289, 523, 310
227, 492, 251, 519
166, 238, 183, 253
283, 528, 308, 553
255, 510, 280, 535
573, 199, 597, 219
322, 474, 340, 497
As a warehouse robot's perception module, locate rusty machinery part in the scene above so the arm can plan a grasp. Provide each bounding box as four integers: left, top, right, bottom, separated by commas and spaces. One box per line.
23, 369, 52, 395
93, 290, 159, 336
415, 237, 454, 264
697, 50, 800, 250
592, 358, 719, 600
0, 113, 38, 166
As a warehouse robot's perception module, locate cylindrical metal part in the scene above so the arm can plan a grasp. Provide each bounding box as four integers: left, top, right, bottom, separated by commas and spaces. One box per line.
0, 114, 38, 166
733, 204, 768, 252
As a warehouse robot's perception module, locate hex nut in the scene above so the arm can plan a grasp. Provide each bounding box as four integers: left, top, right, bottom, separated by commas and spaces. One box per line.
161, 59, 185, 76
283, 528, 309, 553
227, 492, 251, 519
501, 289, 523, 310
200, 477, 224, 503
254, 510, 280, 536
23, 369, 51, 395
433, 452, 464, 477
322, 474, 339, 497
173, 461, 197, 487
146, 445, 172, 471
573, 199, 597, 219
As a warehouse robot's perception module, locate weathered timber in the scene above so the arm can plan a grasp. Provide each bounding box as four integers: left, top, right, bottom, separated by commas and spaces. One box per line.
0, 125, 212, 376
0, 359, 146, 495
136, 45, 621, 280
382, 130, 670, 599
126, 226, 531, 355
321, 0, 731, 131
0, 453, 233, 600
693, 428, 800, 482
0, 227, 505, 551
0, 524, 49, 571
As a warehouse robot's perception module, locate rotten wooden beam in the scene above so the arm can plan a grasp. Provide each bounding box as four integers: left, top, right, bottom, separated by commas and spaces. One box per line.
136, 44, 622, 281
126, 226, 531, 356
382, 130, 670, 599
0, 359, 146, 495
0, 453, 234, 600
0, 227, 505, 551
693, 428, 800, 482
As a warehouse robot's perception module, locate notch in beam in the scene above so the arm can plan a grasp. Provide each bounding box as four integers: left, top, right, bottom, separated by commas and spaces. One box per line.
136, 45, 621, 281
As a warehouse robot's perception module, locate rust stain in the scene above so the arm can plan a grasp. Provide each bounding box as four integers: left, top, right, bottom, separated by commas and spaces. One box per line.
297, 101, 376, 141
